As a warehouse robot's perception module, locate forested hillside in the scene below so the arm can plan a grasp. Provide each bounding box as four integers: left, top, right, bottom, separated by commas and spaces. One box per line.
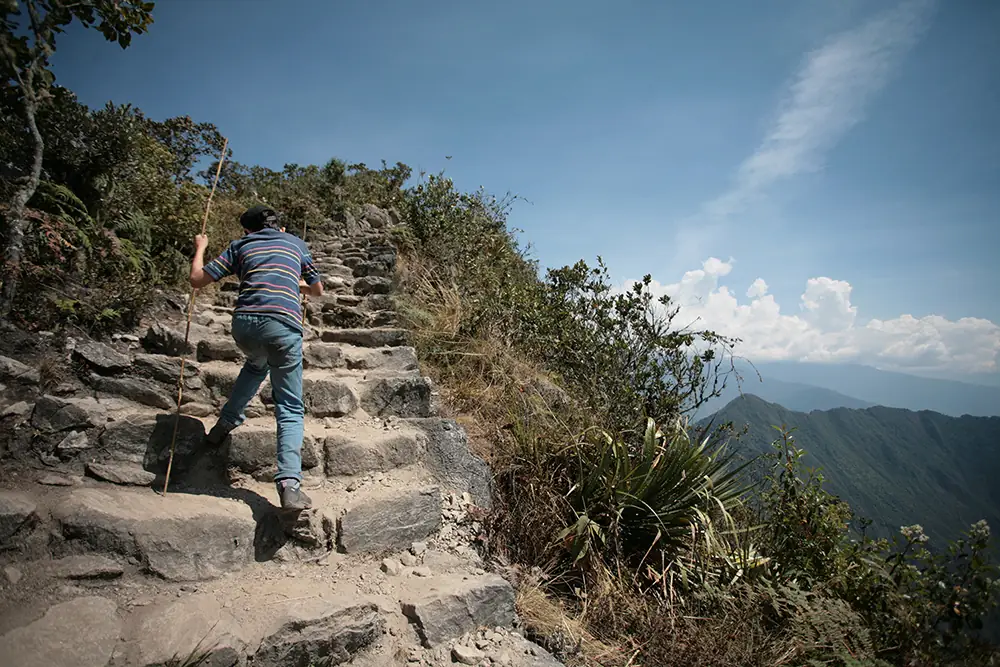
707, 394, 1000, 544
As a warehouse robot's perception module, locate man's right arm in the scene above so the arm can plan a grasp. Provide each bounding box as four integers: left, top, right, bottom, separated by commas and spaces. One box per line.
190, 235, 216, 288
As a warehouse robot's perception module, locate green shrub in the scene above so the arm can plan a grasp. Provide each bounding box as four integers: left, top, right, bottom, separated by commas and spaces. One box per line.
558, 417, 748, 571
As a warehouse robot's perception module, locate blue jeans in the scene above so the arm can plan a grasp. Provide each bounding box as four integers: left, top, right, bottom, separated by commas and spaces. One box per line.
219, 314, 304, 482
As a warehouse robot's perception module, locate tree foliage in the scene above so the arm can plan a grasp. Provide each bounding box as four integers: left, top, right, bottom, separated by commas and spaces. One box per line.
0, 0, 154, 318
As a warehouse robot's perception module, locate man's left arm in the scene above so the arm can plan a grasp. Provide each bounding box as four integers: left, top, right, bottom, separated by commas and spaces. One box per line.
299, 248, 324, 297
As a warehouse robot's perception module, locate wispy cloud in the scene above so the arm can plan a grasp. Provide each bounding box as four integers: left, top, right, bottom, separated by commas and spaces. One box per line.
672, 0, 936, 265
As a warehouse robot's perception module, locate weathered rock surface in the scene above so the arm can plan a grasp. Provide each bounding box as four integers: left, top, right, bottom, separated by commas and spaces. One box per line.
1, 400, 32, 418
400, 574, 516, 648
142, 323, 193, 356
180, 401, 215, 417
359, 376, 433, 418
52, 487, 255, 581
300, 377, 358, 417
252, 598, 384, 667
227, 427, 320, 475
49, 554, 123, 580
98, 414, 204, 468
31, 395, 96, 432
86, 461, 156, 486
321, 305, 369, 328
324, 430, 421, 476
56, 430, 90, 454
0, 596, 122, 667
0, 491, 37, 545
73, 340, 131, 374
89, 375, 174, 410
353, 276, 392, 296
411, 418, 493, 508
133, 353, 200, 384
197, 338, 244, 362
0, 354, 40, 384
303, 342, 343, 369
342, 346, 418, 373
37, 473, 78, 486
453, 644, 486, 665
338, 487, 441, 553
119, 594, 246, 667
320, 328, 408, 348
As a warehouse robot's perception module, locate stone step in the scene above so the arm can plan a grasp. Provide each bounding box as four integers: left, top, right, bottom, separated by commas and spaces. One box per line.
224, 416, 423, 480
0, 590, 385, 667
51, 486, 257, 582
200, 362, 433, 419
304, 342, 418, 374
320, 328, 409, 348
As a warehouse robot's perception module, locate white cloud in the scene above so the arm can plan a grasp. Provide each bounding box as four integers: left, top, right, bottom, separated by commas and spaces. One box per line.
672, 0, 936, 265
746, 278, 769, 299
632, 258, 1000, 375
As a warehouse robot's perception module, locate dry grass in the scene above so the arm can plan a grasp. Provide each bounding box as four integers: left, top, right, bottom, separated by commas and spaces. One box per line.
395, 249, 794, 667
515, 576, 630, 667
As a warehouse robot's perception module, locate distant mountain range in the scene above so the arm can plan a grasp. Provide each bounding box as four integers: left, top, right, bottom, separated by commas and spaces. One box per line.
702, 395, 1000, 545
696, 361, 1000, 419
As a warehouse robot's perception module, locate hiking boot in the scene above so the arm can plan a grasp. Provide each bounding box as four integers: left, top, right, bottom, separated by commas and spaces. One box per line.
205, 420, 237, 446
276, 478, 312, 511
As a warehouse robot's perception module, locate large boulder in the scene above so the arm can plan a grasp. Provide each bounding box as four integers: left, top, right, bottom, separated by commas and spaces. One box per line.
85, 461, 157, 486
400, 574, 516, 648
320, 305, 369, 328
197, 338, 244, 362
341, 346, 418, 373
0, 597, 122, 667
49, 554, 123, 580
252, 598, 384, 667
53, 487, 256, 581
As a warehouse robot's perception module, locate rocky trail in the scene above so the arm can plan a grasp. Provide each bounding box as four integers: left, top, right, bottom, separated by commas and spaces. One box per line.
0, 207, 563, 667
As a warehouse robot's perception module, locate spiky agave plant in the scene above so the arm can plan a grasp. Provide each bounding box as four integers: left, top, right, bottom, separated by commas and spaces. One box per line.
558, 417, 750, 572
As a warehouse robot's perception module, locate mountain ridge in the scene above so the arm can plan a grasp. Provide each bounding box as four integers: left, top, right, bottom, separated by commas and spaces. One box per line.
704, 394, 1000, 546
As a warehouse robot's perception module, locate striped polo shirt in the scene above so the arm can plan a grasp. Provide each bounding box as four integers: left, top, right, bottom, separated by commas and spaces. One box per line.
203, 228, 321, 333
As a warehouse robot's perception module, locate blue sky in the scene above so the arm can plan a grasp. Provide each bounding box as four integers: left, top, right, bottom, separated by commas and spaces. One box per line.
51, 0, 999, 378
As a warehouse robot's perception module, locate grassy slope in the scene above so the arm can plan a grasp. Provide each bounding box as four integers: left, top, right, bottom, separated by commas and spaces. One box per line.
706, 394, 1000, 544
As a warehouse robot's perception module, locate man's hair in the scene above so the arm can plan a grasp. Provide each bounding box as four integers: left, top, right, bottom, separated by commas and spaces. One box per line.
240, 205, 281, 232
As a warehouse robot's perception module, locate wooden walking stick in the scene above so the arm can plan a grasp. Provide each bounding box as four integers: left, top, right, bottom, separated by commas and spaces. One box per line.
162, 137, 228, 496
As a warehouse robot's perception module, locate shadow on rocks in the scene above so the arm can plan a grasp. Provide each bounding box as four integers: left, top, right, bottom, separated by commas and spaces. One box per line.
139, 415, 296, 562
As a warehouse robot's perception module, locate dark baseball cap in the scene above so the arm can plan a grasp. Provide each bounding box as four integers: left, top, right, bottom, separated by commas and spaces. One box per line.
239, 205, 279, 231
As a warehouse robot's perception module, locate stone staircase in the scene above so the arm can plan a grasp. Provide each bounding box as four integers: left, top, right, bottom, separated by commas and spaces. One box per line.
0, 210, 562, 667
